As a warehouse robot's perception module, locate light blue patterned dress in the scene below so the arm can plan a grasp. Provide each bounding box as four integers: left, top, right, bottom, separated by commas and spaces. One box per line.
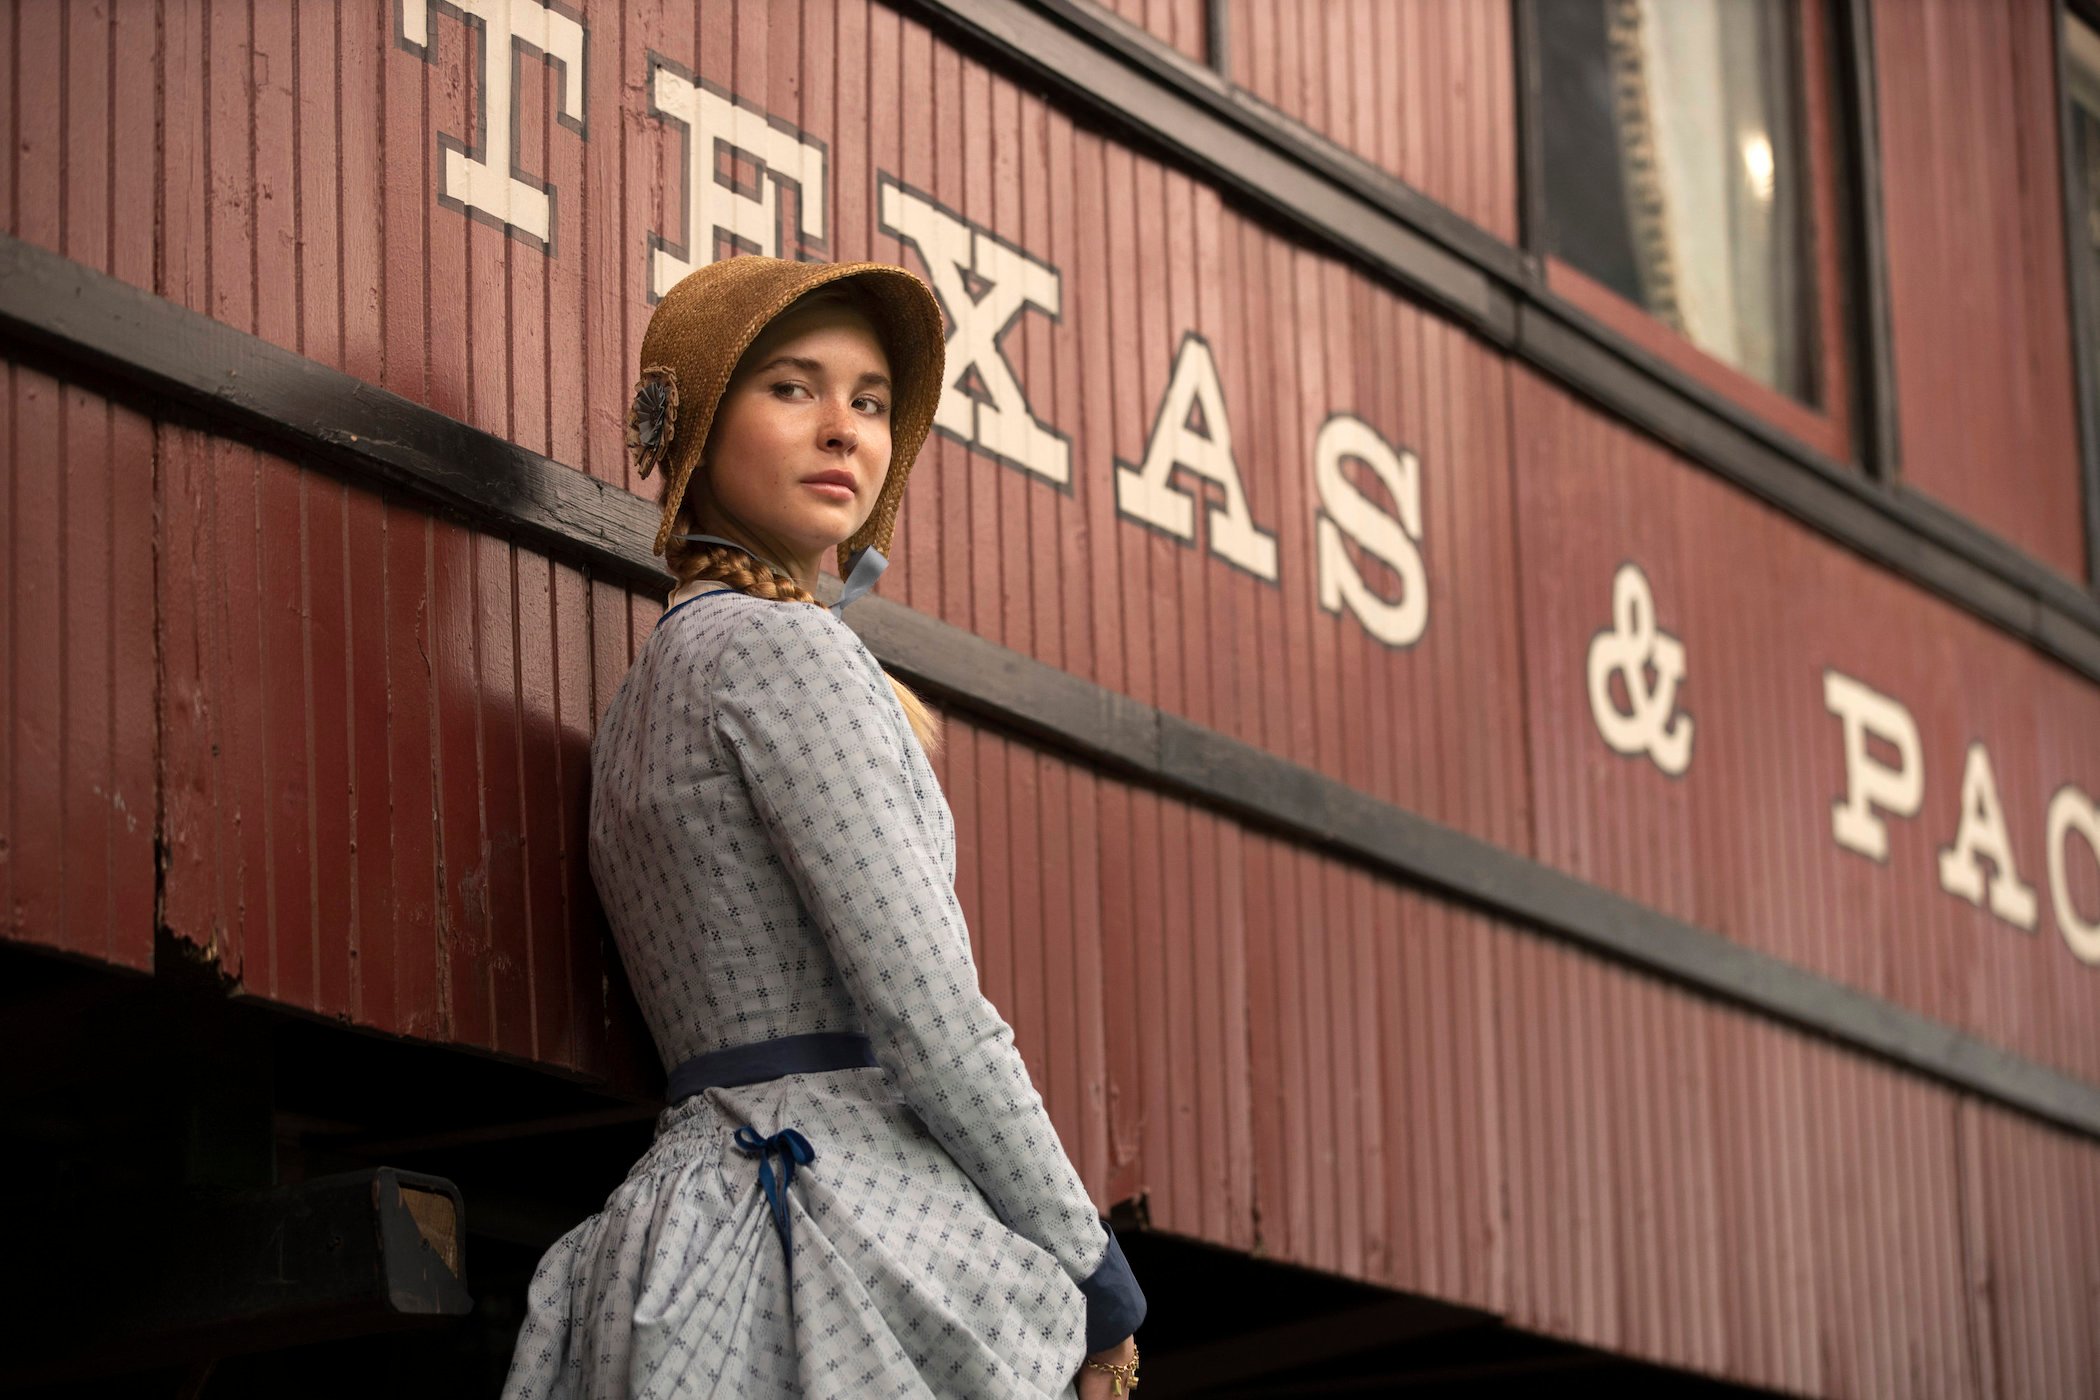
501, 583, 1143, 1399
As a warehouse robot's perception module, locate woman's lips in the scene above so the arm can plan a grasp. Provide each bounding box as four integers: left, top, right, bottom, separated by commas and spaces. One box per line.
802, 481, 855, 501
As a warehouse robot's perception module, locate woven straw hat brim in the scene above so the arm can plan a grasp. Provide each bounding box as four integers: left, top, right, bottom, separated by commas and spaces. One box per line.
635, 257, 948, 573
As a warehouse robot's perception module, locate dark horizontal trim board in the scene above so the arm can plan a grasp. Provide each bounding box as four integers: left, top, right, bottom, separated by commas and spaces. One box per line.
7, 236, 2100, 1142
0, 239, 668, 594
1013, 0, 1535, 292
854, 588, 2100, 1142
899, 0, 2100, 677
891, 0, 1518, 344
1521, 300, 2100, 680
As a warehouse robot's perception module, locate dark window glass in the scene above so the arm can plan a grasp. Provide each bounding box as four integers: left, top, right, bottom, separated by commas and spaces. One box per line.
1539, 0, 1815, 402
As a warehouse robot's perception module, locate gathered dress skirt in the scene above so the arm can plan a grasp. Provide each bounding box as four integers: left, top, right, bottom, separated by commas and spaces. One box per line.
500, 1063, 1090, 1399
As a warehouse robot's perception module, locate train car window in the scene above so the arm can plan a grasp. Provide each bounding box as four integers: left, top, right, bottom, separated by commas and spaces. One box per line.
2064, 15, 2100, 427
1539, 0, 1809, 398
1532, 0, 1850, 461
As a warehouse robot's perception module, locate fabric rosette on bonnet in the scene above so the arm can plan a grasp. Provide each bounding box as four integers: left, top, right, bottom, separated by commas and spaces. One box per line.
624, 255, 949, 571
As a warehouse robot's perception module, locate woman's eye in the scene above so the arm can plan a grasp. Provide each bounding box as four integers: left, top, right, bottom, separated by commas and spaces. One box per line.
770, 382, 883, 414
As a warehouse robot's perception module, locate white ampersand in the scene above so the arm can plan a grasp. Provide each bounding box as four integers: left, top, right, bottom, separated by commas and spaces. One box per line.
1585, 562, 1694, 776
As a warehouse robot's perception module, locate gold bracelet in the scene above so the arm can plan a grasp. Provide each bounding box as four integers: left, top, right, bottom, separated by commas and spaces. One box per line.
1083, 1342, 1140, 1395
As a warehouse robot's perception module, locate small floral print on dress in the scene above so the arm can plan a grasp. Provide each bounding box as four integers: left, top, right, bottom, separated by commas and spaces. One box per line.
626, 365, 681, 479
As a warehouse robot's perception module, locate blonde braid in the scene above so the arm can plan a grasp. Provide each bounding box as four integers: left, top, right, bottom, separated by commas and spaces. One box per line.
679, 541, 821, 604
674, 542, 944, 757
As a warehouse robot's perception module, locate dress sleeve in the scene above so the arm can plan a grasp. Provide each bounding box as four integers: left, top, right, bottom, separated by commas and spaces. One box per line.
709, 602, 1145, 1352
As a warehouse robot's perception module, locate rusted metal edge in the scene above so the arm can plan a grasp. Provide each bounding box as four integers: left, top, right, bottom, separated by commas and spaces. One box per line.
6, 236, 2100, 1139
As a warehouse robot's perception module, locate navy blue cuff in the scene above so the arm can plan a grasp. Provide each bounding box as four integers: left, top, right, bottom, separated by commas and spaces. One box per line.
1079, 1219, 1146, 1354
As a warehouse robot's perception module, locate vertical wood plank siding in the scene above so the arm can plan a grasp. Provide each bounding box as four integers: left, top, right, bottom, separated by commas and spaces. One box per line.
1873, 0, 2088, 582
5, 3, 2100, 1396
2, 0, 157, 972
942, 708, 2084, 1397
1095, 0, 1210, 67
1961, 1099, 2100, 1393
151, 419, 642, 1077
1514, 367, 2100, 1090
2, 367, 156, 973
1223, 0, 1520, 244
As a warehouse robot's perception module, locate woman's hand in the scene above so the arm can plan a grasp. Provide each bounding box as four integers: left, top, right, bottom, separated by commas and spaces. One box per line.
1077, 1334, 1139, 1398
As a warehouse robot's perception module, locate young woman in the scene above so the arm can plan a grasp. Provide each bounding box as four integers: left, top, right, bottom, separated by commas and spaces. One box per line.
502, 255, 1146, 1399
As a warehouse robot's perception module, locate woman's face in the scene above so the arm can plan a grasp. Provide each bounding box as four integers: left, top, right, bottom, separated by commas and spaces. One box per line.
696, 303, 894, 588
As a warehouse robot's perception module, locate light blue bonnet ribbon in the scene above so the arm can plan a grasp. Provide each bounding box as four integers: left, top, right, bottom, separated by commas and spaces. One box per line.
673, 532, 888, 615
832, 544, 888, 613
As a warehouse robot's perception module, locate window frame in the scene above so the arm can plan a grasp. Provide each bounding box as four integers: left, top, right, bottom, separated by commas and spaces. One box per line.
1518, 0, 1856, 465
2057, 0, 2100, 590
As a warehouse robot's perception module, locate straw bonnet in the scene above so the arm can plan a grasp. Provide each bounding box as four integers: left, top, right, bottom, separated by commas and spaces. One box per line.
626, 256, 949, 572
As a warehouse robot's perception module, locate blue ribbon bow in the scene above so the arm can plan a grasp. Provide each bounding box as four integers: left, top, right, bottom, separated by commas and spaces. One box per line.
734, 1124, 818, 1305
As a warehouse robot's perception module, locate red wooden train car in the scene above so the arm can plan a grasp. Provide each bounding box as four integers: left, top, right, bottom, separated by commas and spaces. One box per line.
6, 0, 2100, 1394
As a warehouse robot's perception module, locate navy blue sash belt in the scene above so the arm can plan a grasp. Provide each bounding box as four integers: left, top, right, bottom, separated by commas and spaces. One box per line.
666, 1030, 878, 1100
666, 1031, 879, 1309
